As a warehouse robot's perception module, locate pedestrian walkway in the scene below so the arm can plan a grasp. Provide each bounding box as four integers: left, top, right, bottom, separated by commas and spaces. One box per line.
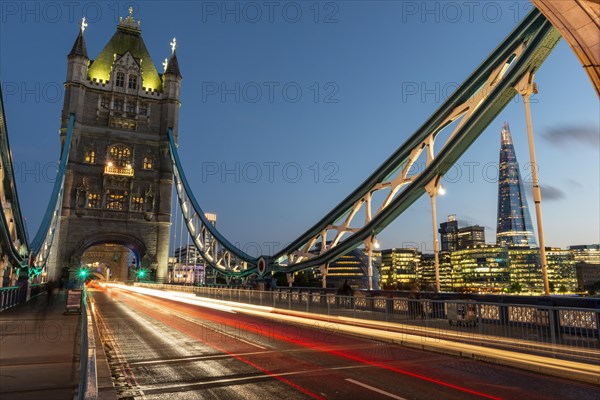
0, 290, 81, 399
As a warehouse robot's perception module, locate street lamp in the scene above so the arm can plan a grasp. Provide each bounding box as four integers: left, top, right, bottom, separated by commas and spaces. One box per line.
366, 235, 379, 290
425, 177, 445, 293
517, 73, 550, 295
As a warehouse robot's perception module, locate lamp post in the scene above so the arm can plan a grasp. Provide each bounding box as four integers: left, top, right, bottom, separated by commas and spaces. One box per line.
365, 235, 380, 290
518, 74, 550, 295
425, 176, 445, 293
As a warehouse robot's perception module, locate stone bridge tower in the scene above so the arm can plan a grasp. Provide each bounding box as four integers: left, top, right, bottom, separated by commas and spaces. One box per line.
53, 10, 181, 282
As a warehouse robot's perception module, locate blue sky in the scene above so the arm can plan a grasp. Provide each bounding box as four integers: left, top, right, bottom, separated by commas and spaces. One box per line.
1, 1, 598, 257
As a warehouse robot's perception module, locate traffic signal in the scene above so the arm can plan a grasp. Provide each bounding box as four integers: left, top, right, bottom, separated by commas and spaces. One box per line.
78, 268, 89, 279
137, 269, 146, 279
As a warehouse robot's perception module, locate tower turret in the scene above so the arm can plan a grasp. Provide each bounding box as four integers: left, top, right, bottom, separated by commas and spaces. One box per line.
161, 39, 182, 140
66, 18, 89, 83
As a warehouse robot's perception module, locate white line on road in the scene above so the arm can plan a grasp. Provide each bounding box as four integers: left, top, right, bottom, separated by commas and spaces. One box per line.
175, 314, 268, 350
141, 364, 373, 393
345, 378, 408, 400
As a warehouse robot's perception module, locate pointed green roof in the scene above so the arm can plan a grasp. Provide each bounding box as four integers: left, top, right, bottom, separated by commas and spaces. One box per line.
87, 20, 162, 92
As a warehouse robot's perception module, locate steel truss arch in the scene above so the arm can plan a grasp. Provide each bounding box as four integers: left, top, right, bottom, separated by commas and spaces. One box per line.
0, 83, 29, 266
270, 10, 561, 273
169, 132, 257, 276
171, 10, 561, 277
29, 113, 75, 271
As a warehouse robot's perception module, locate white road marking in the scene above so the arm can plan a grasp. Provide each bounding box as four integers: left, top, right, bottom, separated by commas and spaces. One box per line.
345, 378, 408, 400
130, 350, 275, 366
140, 364, 373, 392
162, 307, 268, 350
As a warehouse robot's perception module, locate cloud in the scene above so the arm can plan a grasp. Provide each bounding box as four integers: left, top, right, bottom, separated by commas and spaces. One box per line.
524, 183, 566, 201
456, 216, 493, 231
565, 178, 582, 189
542, 125, 599, 148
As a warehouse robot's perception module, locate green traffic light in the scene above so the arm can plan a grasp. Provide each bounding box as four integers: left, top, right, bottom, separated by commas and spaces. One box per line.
78, 268, 88, 278
137, 270, 146, 277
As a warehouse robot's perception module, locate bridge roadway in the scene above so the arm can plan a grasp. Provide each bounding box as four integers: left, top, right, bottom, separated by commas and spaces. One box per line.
89, 285, 600, 400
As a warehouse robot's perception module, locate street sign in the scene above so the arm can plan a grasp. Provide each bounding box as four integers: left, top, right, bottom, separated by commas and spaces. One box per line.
64, 289, 83, 314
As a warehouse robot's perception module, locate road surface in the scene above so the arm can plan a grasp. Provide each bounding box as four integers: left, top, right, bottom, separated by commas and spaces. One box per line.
89, 287, 600, 400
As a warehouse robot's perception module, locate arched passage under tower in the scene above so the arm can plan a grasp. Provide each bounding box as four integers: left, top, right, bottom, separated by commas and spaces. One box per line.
64, 232, 150, 281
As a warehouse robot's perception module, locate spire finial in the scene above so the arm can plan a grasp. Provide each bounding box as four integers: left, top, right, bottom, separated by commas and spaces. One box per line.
119, 6, 141, 30
163, 58, 168, 73
170, 38, 177, 54
81, 17, 88, 32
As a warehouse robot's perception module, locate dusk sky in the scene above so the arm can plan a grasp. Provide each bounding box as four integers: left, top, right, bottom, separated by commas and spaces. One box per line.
1, 1, 598, 257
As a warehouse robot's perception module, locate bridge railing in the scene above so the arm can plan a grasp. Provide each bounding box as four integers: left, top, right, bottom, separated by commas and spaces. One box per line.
0, 283, 48, 311
78, 290, 97, 400
134, 283, 599, 364
0, 286, 22, 311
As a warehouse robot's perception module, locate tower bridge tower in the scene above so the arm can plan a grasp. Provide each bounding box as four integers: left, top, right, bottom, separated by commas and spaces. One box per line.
53, 10, 181, 282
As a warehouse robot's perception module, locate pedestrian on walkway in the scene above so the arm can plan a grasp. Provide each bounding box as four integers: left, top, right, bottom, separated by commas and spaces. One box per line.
46, 279, 55, 305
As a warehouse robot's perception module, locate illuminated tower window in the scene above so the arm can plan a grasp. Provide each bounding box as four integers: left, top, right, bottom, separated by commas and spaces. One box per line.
107, 191, 126, 210
131, 196, 144, 212
87, 193, 100, 208
109, 145, 132, 167
84, 149, 96, 164
143, 156, 153, 170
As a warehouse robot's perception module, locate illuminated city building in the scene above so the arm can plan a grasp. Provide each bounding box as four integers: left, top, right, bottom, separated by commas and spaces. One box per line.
308, 245, 378, 290
507, 247, 544, 292
546, 248, 578, 292
451, 245, 509, 293
439, 215, 459, 251
570, 244, 600, 291
569, 244, 600, 263
419, 252, 453, 291
380, 248, 420, 289
173, 245, 202, 265
495, 123, 537, 247
457, 226, 486, 249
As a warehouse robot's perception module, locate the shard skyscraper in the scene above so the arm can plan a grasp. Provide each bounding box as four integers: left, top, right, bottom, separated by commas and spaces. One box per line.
496, 123, 537, 247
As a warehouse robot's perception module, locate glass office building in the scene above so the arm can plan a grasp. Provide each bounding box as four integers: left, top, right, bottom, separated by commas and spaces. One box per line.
451, 245, 510, 293
496, 123, 537, 247
380, 248, 420, 289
